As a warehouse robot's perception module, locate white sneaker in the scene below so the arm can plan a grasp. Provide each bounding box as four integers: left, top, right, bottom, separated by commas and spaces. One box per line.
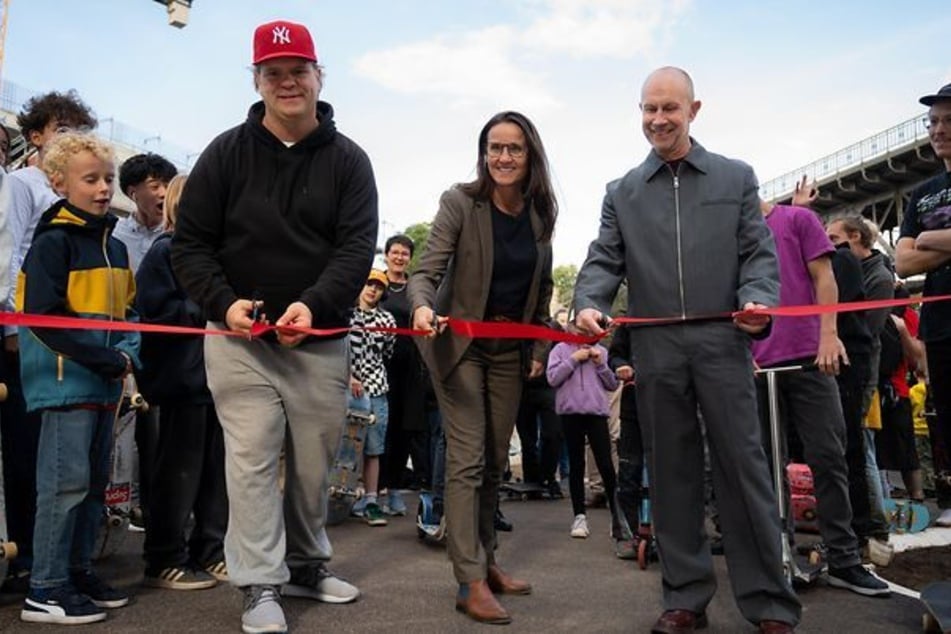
570, 514, 589, 538
282, 563, 360, 604
936, 508, 951, 527
242, 585, 286, 634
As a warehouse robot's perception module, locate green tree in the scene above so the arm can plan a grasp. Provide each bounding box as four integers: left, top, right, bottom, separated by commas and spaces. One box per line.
402, 222, 431, 273
552, 264, 578, 307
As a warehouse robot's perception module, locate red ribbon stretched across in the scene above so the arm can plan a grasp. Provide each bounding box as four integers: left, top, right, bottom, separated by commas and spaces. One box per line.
1, 293, 948, 344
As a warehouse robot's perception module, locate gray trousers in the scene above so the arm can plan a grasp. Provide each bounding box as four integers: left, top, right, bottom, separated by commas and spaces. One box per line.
432, 340, 522, 583
632, 322, 800, 626
204, 331, 348, 587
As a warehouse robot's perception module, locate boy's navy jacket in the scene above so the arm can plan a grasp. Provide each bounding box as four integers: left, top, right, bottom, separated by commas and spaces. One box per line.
135, 232, 211, 405
16, 200, 141, 412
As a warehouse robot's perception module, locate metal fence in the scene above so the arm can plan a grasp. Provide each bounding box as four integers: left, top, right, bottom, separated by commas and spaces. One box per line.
759, 112, 931, 202
0, 79, 197, 169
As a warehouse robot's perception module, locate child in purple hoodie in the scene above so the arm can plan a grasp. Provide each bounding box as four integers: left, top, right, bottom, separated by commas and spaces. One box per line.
547, 330, 621, 541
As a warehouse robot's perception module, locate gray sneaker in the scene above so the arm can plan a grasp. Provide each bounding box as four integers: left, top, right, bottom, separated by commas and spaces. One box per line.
242, 585, 286, 634
282, 563, 360, 604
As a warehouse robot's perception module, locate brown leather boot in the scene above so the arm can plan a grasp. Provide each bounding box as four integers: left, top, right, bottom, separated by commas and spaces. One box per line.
487, 564, 532, 595
455, 579, 511, 624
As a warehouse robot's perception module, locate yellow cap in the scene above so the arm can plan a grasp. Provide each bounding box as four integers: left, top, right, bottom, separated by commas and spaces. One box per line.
366, 269, 389, 289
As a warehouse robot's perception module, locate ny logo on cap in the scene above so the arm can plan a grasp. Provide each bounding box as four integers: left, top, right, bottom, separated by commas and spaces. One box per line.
272, 25, 291, 45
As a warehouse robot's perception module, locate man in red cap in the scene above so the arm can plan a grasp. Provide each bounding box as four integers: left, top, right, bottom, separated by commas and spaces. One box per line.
896, 81, 951, 530
172, 19, 378, 634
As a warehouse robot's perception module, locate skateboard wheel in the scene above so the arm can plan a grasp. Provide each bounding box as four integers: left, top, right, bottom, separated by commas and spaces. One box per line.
637, 539, 648, 570
0, 383, 8, 402
107, 515, 124, 528
1, 541, 17, 560
130, 393, 149, 411
808, 551, 821, 566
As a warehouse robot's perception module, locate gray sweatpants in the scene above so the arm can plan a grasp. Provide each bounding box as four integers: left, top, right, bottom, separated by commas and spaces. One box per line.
204, 331, 348, 587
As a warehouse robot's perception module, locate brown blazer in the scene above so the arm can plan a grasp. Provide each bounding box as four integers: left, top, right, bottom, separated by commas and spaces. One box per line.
408, 186, 554, 380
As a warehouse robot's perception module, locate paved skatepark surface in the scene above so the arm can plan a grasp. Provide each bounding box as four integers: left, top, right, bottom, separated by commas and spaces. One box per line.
0, 492, 930, 632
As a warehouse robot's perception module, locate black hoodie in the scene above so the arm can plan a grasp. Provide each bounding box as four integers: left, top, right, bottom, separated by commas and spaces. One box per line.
171, 100, 378, 332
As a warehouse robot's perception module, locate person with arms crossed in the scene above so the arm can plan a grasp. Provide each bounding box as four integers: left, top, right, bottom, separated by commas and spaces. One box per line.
895, 82, 951, 528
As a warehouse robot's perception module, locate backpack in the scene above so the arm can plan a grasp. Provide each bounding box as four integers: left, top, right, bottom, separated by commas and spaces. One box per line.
878, 316, 903, 380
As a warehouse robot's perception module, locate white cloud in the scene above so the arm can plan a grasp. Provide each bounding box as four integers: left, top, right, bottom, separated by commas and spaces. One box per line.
353, 0, 689, 109
522, 0, 690, 59
352, 25, 558, 110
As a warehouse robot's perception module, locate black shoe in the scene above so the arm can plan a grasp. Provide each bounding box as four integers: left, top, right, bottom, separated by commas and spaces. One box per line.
71, 570, 131, 608
21, 585, 106, 624
494, 508, 513, 532
1, 569, 30, 595
827, 565, 891, 597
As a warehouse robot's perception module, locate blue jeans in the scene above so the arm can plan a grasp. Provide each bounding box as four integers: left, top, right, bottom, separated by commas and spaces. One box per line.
864, 428, 889, 537
31, 407, 113, 589
428, 408, 446, 501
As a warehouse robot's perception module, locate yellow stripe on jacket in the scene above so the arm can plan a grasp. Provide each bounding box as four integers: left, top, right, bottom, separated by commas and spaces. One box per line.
15, 268, 135, 319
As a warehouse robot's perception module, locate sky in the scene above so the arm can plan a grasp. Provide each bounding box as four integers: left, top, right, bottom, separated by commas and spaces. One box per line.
5, 0, 950, 267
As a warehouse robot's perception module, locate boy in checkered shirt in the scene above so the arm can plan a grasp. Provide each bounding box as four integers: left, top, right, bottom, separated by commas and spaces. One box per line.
348, 269, 397, 525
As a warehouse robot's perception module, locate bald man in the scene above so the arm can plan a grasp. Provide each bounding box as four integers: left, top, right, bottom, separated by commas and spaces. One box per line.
574, 67, 801, 633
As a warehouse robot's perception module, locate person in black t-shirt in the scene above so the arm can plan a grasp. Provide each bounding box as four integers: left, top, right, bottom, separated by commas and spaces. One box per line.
895, 82, 951, 527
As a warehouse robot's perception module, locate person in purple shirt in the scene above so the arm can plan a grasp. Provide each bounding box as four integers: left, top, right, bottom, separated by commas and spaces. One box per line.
547, 334, 621, 545
752, 179, 889, 597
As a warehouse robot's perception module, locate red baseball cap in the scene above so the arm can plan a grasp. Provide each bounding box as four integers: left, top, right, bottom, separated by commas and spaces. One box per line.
252, 20, 318, 65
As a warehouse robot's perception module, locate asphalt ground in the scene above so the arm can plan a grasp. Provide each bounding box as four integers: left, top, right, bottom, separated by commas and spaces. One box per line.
0, 492, 934, 633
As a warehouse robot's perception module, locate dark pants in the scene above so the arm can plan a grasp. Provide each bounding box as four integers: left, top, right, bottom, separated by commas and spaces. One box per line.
835, 352, 885, 539
515, 383, 561, 485
756, 357, 862, 567
616, 384, 643, 537
635, 323, 800, 626
0, 348, 40, 575
135, 406, 160, 522
383, 350, 430, 490
926, 338, 951, 508
144, 403, 228, 570
562, 413, 622, 537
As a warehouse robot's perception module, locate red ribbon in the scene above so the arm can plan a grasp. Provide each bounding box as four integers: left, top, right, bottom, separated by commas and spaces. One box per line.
2, 293, 948, 344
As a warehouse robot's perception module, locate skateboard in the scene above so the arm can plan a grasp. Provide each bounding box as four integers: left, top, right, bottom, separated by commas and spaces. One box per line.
326, 408, 375, 526
757, 364, 825, 586
416, 490, 446, 543
0, 381, 18, 580
884, 499, 931, 534
96, 379, 148, 560
499, 480, 547, 500
921, 581, 951, 633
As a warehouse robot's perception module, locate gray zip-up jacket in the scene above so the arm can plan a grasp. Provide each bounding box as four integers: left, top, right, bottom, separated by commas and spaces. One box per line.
574, 140, 779, 322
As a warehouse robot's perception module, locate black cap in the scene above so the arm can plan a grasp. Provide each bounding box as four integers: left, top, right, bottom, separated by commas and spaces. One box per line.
920, 82, 951, 106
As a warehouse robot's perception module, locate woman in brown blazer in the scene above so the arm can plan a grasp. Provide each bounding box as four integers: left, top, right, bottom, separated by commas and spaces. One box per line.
408, 111, 556, 625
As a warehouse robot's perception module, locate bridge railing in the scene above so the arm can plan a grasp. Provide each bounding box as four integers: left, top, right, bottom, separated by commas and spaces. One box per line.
0, 79, 197, 169
760, 113, 931, 202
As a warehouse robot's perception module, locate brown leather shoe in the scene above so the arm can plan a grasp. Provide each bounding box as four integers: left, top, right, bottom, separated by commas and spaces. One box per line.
650, 609, 708, 634
759, 620, 795, 634
487, 564, 532, 595
455, 579, 512, 625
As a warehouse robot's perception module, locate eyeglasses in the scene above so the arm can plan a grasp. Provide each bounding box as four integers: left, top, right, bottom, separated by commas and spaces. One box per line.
486, 143, 525, 159
925, 115, 951, 130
